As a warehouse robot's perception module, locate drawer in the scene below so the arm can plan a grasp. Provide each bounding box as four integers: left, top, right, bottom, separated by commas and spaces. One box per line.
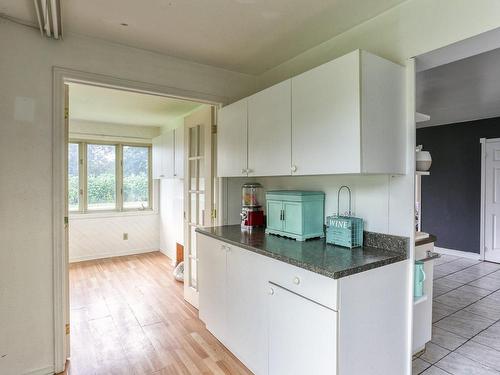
415, 242, 434, 261
267, 257, 338, 311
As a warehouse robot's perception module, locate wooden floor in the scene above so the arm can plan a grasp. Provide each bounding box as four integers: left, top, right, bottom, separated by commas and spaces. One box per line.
61, 252, 252, 375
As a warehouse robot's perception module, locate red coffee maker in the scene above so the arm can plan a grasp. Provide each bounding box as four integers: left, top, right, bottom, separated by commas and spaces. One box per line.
241, 183, 265, 231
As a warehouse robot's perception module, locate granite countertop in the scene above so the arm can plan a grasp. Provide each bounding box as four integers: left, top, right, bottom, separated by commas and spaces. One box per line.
196, 225, 408, 279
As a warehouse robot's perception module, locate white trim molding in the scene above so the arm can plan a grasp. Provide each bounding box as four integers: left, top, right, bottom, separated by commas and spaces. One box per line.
52, 66, 223, 373
23, 365, 55, 375
480, 138, 486, 261
69, 248, 159, 263
434, 246, 482, 260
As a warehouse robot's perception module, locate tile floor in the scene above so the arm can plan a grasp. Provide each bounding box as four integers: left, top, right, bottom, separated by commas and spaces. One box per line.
413, 254, 500, 374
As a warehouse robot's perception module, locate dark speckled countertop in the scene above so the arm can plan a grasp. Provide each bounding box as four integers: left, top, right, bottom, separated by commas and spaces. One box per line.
196, 225, 408, 279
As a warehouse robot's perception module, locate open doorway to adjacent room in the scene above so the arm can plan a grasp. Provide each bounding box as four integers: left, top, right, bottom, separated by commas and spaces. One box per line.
411, 27, 500, 374
62, 81, 237, 373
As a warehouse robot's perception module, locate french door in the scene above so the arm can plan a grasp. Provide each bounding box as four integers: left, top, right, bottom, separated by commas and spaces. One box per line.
184, 106, 215, 307
485, 139, 500, 263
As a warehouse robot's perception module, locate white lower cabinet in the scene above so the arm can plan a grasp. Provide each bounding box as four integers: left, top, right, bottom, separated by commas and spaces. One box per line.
198, 233, 409, 375
226, 245, 269, 374
198, 235, 227, 342
268, 283, 337, 375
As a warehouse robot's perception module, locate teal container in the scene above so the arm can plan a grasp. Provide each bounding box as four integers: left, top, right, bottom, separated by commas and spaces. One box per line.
326, 186, 364, 248
265, 191, 324, 241
414, 261, 426, 298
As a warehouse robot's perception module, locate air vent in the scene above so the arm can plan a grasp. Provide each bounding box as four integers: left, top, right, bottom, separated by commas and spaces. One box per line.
33, 0, 63, 39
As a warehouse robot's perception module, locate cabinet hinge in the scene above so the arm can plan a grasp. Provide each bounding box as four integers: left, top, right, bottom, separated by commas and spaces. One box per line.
211, 208, 217, 219
66, 323, 70, 335
64, 107, 69, 120
212, 125, 217, 134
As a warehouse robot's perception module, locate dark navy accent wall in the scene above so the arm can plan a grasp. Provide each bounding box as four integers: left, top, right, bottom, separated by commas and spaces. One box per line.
416, 117, 500, 253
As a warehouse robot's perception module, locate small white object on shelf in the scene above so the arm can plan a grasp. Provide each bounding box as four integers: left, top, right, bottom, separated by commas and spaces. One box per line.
416, 112, 430, 123
413, 295, 428, 305
416, 171, 430, 176
416, 145, 432, 172
415, 231, 430, 241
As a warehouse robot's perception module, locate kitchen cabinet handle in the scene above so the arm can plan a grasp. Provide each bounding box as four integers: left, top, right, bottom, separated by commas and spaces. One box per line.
221, 245, 227, 252
268, 287, 275, 296
280, 209, 284, 221
293, 276, 301, 285
226, 246, 231, 254
291, 165, 297, 173
241, 168, 246, 174
247, 168, 253, 174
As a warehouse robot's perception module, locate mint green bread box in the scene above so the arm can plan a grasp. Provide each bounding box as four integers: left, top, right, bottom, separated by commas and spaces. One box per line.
265, 191, 325, 241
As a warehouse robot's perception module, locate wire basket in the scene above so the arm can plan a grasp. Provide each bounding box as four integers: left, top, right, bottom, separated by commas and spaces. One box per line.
326, 186, 364, 248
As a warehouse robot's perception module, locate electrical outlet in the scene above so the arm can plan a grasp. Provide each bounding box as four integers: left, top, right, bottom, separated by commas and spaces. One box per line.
123, 233, 128, 240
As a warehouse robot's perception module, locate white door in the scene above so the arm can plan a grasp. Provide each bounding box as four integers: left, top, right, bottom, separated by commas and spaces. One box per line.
248, 80, 291, 176
226, 245, 269, 375
184, 106, 214, 308
217, 99, 248, 177
291, 51, 360, 175
485, 139, 500, 263
268, 283, 337, 375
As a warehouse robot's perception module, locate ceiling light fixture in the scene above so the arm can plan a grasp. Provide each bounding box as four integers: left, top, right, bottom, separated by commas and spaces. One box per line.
33, 0, 63, 39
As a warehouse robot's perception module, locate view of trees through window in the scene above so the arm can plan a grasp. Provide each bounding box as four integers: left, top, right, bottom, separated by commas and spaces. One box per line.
87, 144, 116, 210
123, 146, 149, 209
68, 143, 79, 211
68, 142, 150, 212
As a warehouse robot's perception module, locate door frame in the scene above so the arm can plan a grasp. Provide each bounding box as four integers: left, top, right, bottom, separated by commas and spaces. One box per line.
52, 66, 224, 373
480, 137, 500, 261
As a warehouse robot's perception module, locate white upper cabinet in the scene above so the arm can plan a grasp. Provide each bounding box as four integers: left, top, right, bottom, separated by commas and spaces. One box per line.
291, 50, 405, 175
248, 80, 292, 176
216, 49, 405, 177
174, 126, 184, 178
152, 130, 175, 179
152, 134, 163, 179
217, 99, 248, 177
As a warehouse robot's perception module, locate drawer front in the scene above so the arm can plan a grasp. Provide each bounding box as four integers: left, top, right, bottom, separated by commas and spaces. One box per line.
415, 242, 434, 261
268, 257, 338, 311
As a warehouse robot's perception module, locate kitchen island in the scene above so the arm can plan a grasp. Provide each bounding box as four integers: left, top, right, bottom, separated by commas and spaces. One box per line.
196, 226, 411, 375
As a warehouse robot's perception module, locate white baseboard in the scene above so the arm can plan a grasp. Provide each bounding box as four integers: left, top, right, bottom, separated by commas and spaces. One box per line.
434, 246, 481, 260
159, 248, 176, 265
23, 365, 54, 375
69, 248, 159, 263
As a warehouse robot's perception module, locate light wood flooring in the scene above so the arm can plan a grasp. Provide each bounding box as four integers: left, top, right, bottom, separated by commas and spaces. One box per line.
61, 251, 252, 375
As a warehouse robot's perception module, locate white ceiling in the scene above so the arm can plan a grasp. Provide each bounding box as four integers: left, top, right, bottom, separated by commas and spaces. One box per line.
0, 0, 406, 74
416, 46, 500, 128
69, 83, 202, 126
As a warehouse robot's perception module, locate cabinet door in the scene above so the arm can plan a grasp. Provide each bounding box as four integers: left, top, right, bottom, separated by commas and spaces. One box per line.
198, 234, 227, 342
267, 200, 283, 231
152, 135, 162, 179
217, 99, 248, 177
161, 130, 175, 178
292, 50, 361, 175
226, 246, 269, 375
174, 126, 184, 178
248, 80, 291, 176
283, 202, 302, 235
269, 283, 337, 375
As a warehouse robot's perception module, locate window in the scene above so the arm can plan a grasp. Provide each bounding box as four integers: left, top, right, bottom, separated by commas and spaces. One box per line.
68, 142, 151, 213
68, 143, 80, 211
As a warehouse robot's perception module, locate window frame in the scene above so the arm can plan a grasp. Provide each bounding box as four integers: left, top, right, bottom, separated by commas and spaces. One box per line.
69, 140, 153, 214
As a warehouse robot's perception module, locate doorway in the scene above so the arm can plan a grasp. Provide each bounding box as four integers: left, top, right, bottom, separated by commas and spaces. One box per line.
482, 138, 500, 263
53, 68, 223, 373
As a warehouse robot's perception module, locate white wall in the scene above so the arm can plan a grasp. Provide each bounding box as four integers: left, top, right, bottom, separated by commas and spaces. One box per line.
0, 19, 255, 375
3, 0, 500, 372
69, 213, 159, 262
70, 119, 161, 141
159, 178, 184, 261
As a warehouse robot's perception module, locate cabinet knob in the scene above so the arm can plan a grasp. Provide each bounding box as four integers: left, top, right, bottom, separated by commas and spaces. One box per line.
291, 165, 297, 173
226, 246, 231, 253
268, 287, 275, 296
247, 168, 253, 174
293, 276, 301, 285
160, 174, 165, 178
241, 168, 246, 174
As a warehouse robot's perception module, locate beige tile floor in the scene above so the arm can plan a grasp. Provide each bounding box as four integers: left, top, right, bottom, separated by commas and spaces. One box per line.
413, 254, 500, 374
